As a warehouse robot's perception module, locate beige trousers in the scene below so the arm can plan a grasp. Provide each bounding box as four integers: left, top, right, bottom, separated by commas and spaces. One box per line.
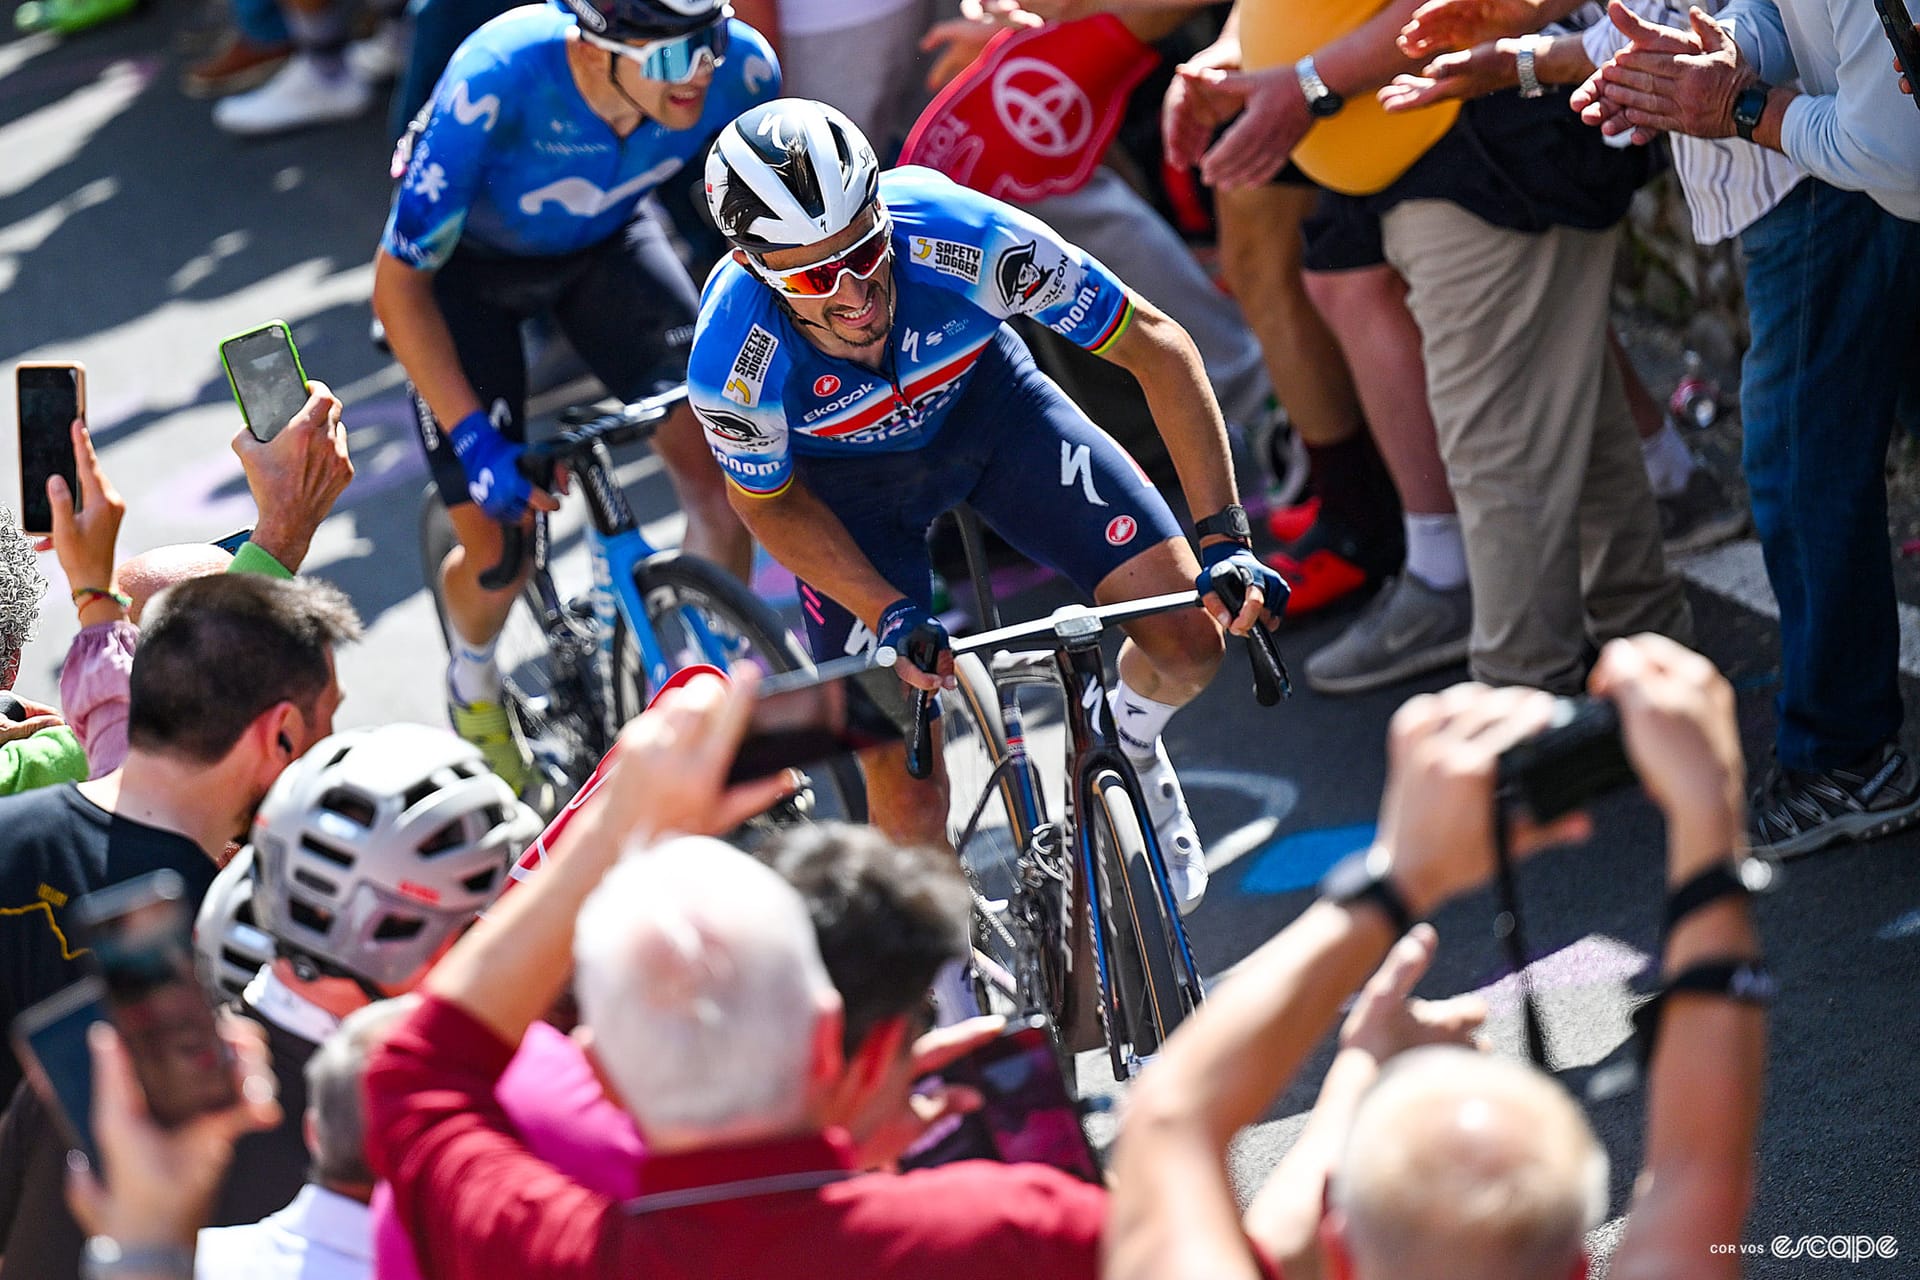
1381, 199, 1691, 692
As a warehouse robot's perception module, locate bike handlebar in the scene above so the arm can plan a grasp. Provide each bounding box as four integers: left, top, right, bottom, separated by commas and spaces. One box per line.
477, 387, 690, 589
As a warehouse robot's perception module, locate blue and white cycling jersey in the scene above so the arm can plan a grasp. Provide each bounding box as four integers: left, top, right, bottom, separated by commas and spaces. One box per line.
382, 6, 778, 270
688, 166, 1135, 497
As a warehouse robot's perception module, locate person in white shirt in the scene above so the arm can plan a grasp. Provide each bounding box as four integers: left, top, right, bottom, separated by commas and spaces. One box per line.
195, 1001, 411, 1280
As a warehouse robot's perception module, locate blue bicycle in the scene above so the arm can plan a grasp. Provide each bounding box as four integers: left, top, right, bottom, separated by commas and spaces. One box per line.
418, 387, 866, 820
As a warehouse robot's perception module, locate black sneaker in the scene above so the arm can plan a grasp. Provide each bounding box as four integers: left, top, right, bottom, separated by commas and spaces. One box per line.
1749, 743, 1920, 858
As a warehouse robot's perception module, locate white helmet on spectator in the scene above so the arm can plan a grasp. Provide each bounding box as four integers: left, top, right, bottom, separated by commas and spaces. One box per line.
247, 724, 536, 991
193, 846, 276, 1004
706, 99, 881, 253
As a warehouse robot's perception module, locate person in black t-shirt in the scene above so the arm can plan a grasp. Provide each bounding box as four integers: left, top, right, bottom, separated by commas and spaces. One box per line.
0, 572, 361, 1107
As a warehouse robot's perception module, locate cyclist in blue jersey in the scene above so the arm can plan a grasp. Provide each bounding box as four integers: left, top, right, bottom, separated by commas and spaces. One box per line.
690, 99, 1288, 913
372, 0, 778, 794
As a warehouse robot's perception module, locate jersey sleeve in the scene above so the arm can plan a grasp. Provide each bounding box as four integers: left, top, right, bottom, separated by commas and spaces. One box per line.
379, 43, 512, 271
890, 168, 1135, 354
689, 276, 795, 497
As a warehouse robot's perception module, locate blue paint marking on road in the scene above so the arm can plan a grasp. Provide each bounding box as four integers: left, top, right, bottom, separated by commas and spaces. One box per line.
1239, 823, 1375, 895
1876, 908, 1920, 941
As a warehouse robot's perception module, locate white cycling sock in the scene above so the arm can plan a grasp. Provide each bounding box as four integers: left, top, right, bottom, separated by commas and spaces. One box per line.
448, 637, 503, 705
1109, 681, 1179, 764
1404, 512, 1468, 592
1641, 419, 1697, 500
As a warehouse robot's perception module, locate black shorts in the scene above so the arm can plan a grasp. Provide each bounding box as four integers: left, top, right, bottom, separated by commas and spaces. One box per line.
1299, 189, 1386, 273
412, 207, 698, 508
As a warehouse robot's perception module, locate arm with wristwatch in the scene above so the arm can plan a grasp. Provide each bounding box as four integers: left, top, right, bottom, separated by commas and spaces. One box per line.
1108, 632, 1770, 1280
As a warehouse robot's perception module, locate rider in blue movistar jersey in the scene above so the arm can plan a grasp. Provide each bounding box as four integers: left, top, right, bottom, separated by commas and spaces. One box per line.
691, 100, 1288, 913
373, 0, 778, 795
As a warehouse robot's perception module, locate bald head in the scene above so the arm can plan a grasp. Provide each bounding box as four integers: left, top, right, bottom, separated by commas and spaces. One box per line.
1328, 1047, 1607, 1280
119, 543, 234, 623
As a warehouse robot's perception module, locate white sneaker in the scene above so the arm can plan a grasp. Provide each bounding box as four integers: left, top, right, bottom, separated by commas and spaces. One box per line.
1129, 739, 1207, 915
346, 21, 408, 84
212, 53, 372, 136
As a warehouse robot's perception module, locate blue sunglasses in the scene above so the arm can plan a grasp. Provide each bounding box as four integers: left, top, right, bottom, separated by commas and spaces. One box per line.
580, 13, 730, 84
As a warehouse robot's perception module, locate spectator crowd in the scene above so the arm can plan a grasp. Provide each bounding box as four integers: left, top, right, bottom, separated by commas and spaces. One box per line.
1, 0, 1915, 1267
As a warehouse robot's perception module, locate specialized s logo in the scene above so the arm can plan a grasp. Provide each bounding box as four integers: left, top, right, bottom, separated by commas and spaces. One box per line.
724, 324, 779, 407
996, 241, 1047, 308
911, 237, 983, 283
446, 80, 500, 131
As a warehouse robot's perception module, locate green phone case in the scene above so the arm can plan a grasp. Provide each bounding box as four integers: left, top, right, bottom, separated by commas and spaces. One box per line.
217, 319, 309, 442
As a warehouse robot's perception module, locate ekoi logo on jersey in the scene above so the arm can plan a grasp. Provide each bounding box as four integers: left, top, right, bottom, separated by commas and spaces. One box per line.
799, 336, 992, 441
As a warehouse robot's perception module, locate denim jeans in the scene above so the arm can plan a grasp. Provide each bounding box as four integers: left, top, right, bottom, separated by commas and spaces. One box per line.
1740, 179, 1920, 771
231, 0, 290, 49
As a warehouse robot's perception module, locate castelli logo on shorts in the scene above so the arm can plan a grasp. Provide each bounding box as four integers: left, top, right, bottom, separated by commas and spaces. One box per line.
1106, 515, 1136, 546
814, 374, 841, 397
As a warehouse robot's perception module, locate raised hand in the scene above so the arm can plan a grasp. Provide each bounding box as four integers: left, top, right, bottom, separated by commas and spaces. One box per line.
1399, 0, 1543, 58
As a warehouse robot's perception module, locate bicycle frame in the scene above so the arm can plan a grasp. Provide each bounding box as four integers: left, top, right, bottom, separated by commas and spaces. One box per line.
953, 595, 1211, 1078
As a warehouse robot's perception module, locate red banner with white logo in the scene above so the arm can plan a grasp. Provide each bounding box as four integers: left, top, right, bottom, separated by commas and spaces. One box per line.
900, 15, 1159, 204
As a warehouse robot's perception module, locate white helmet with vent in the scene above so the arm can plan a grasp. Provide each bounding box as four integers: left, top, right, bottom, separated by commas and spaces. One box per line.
193, 846, 276, 1004
246, 723, 538, 991
706, 98, 882, 253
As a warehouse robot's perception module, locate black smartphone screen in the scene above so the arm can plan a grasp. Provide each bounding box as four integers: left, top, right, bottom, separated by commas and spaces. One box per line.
12, 978, 107, 1166
16, 365, 80, 535
222, 325, 307, 443
77, 871, 236, 1127
727, 662, 907, 783
900, 1018, 1102, 1182
1876, 0, 1920, 111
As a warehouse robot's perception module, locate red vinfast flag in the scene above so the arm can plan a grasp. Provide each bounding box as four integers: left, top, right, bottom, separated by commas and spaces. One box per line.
901, 15, 1158, 203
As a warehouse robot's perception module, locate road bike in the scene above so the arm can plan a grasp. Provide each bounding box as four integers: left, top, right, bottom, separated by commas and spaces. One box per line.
919, 515, 1288, 1081
417, 387, 864, 821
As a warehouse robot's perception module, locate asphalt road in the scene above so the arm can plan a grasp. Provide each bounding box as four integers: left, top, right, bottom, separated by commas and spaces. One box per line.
4, 12, 1917, 1275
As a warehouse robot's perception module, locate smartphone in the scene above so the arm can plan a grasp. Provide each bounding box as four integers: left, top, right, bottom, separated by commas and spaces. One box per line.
219, 321, 309, 444
74, 870, 237, 1127
15, 361, 85, 536
898, 1015, 1102, 1182
726, 658, 908, 783
1876, 0, 1920, 112
9, 977, 107, 1165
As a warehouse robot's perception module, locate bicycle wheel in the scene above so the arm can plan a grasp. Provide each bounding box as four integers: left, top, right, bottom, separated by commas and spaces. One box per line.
619, 553, 867, 823
1087, 769, 1192, 1072
943, 655, 1060, 1020
417, 491, 607, 807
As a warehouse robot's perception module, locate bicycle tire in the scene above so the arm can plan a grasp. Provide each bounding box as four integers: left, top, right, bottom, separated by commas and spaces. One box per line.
1088, 769, 1190, 1070
944, 655, 1059, 1018
621, 553, 867, 824
417, 490, 607, 807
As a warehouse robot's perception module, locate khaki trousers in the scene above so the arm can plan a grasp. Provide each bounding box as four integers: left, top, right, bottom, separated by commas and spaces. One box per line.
1381, 199, 1691, 692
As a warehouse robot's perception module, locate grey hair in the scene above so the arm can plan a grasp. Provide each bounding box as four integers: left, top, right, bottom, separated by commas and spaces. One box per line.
305, 997, 416, 1189
0, 509, 45, 688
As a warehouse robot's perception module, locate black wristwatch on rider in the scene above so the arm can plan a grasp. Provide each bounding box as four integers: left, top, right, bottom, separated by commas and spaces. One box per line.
1195, 503, 1253, 549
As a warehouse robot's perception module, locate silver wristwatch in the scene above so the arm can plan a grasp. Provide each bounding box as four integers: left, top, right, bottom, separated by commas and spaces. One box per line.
1516, 34, 1546, 98
1294, 53, 1345, 119
83, 1238, 194, 1280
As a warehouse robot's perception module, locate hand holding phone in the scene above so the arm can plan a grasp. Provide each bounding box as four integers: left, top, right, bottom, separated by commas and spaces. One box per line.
10, 977, 108, 1166
219, 322, 309, 444
1876, 0, 1920, 106
899, 1015, 1101, 1182
15, 361, 85, 537
75, 871, 239, 1127
727, 657, 909, 784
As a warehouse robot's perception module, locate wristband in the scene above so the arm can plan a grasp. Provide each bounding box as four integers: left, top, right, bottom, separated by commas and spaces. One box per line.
1516, 35, 1545, 98
83, 1238, 194, 1280
1630, 957, 1774, 1064
71, 586, 132, 611
1319, 849, 1418, 939
1663, 857, 1774, 937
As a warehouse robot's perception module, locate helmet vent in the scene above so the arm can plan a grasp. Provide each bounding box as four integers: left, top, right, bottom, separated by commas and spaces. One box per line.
418, 820, 466, 857
373, 915, 425, 942
300, 835, 355, 869
289, 898, 335, 935
319, 788, 377, 828
400, 778, 440, 812
293, 869, 338, 897
462, 867, 500, 896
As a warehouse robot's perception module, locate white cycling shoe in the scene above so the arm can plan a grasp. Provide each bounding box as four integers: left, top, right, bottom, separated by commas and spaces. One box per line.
1130, 738, 1208, 915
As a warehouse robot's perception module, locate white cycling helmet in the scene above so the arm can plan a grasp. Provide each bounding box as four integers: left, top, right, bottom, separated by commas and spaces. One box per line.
706, 99, 882, 253
193, 846, 276, 1004
247, 723, 537, 991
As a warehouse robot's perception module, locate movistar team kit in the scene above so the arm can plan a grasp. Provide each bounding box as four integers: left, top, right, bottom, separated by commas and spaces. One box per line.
383, 3, 779, 507
688, 165, 1184, 660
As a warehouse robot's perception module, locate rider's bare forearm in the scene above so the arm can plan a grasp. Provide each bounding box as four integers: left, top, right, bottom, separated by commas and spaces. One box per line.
1098, 297, 1240, 526
372, 250, 484, 429
728, 477, 905, 628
